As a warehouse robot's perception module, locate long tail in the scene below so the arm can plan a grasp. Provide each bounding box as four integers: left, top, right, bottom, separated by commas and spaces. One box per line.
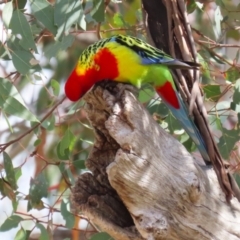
156, 88, 210, 163
160, 59, 201, 70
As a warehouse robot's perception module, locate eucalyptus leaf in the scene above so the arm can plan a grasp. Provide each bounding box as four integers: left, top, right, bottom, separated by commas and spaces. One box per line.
218, 127, 240, 159
54, 0, 82, 38
60, 199, 75, 229
57, 128, 76, 160
0, 79, 39, 122
203, 85, 221, 102
11, 50, 35, 75
31, 0, 57, 35
28, 173, 48, 210
90, 232, 114, 240
14, 227, 27, 240
3, 152, 17, 190
3, 2, 13, 27
91, 0, 104, 22
36, 223, 50, 240
0, 215, 23, 232
9, 9, 37, 52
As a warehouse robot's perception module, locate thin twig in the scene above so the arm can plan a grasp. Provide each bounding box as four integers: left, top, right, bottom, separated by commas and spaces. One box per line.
0, 96, 66, 153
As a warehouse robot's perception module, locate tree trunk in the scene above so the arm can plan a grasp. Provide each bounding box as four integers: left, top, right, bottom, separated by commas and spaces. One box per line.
72, 83, 240, 240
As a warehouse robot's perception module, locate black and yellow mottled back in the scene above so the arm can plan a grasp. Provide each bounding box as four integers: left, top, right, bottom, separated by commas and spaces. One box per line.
110, 34, 174, 65
78, 34, 198, 69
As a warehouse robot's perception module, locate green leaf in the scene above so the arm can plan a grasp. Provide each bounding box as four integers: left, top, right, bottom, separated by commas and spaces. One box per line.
25, 231, 32, 240
73, 160, 86, 169
218, 127, 240, 159
41, 115, 55, 131
61, 199, 75, 229
54, 0, 82, 38
3, 97, 37, 121
57, 128, 76, 160
197, 53, 211, 83
61, 35, 75, 51
215, 101, 231, 124
226, 67, 240, 82
0, 79, 39, 122
0, 41, 9, 60
51, 79, 60, 96
113, 13, 125, 27
186, 0, 197, 13
14, 167, 22, 183
7, 36, 25, 51
36, 223, 50, 240
233, 79, 240, 104
28, 173, 48, 210
31, 0, 57, 35
166, 112, 184, 135
0, 178, 16, 200
34, 139, 41, 147
147, 100, 169, 118
31, 24, 42, 35
58, 162, 75, 185
231, 102, 240, 114
45, 35, 74, 59
12, 200, 19, 212
138, 86, 154, 103
14, 227, 27, 240
181, 133, 194, 152
11, 50, 35, 74
13, 0, 27, 9
91, 0, 105, 22
0, 215, 23, 232
90, 232, 114, 240
203, 85, 221, 102
59, 162, 75, 185
9, 9, 37, 52
235, 49, 240, 63
3, 2, 13, 27
216, 0, 225, 7
44, 41, 61, 59
3, 152, 17, 190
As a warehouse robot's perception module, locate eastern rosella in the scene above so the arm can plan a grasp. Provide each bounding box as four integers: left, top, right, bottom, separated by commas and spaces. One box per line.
65, 34, 209, 162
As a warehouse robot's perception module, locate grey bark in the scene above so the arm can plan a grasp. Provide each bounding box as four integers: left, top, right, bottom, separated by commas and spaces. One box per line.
71, 83, 240, 240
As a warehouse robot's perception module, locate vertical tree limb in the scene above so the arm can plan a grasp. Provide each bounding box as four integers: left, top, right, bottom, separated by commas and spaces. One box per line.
142, 0, 240, 202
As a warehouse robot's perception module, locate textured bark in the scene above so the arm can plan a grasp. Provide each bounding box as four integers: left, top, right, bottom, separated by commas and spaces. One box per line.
72, 83, 240, 240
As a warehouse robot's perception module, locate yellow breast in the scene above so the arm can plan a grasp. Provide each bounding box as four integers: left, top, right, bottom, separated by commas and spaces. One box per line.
105, 42, 149, 87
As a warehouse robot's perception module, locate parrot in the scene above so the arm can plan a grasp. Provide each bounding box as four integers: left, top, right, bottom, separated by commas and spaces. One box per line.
65, 34, 210, 163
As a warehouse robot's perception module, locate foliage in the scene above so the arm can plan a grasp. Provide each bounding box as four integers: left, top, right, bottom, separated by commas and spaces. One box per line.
0, 0, 239, 239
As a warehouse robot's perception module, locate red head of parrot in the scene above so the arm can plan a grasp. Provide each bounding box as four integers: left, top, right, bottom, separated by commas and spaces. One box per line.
65, 48, 119, 101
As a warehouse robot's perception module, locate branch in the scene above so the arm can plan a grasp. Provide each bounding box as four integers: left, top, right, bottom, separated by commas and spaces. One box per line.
72, 83, 240, 240
0, 96, 66, 153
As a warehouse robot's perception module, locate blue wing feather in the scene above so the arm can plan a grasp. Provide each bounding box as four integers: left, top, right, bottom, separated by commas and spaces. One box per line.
167, 92, 210, 162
